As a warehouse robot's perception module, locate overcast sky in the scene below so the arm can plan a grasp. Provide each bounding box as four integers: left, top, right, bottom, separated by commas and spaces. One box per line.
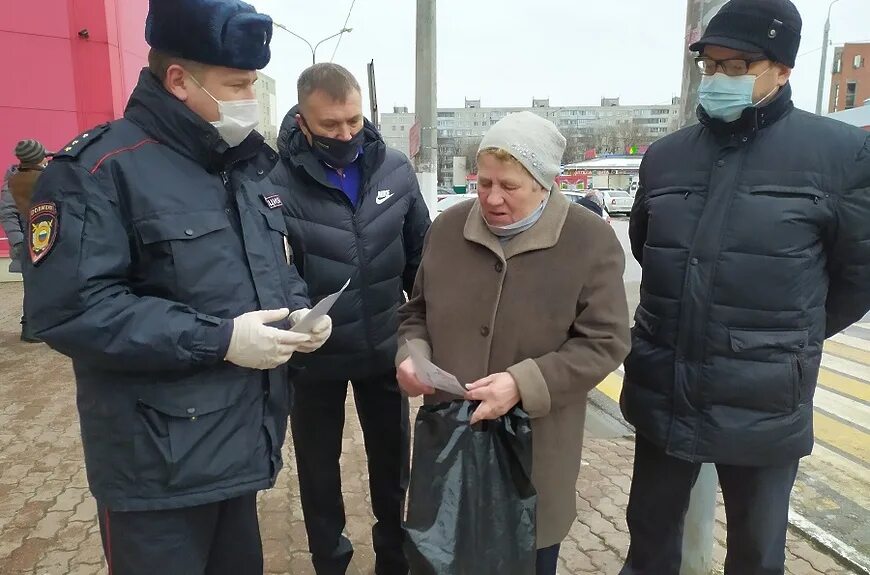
251, 0, 870, 121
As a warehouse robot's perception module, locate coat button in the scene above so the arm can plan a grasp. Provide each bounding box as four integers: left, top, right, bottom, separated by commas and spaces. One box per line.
716, 160, 725, 167
495, 261, 504, 273
480, 326, 490, 337
187, 407, 196, 414
690, 257, 699, 265
257, 169, 264, 175
185, 229, 194, 236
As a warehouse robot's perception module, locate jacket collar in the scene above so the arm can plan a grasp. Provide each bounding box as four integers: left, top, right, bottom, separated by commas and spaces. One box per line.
698, 82, 794, 138
124, 68, 264, 172
463, 189, 570, 261
277, 105, 386, 191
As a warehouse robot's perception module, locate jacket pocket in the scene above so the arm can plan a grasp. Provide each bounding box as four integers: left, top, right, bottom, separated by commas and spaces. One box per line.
646, 185, 706, 200
256, 203, 292, 264
792, 354, 805, 408
728, 328, 808, 354
137, 210, 230, 244
133, 380, 263, 492
747, 185, 825, 202
134, 210, 233, 303
632, 305, 661, 339
728, 328, 808, 411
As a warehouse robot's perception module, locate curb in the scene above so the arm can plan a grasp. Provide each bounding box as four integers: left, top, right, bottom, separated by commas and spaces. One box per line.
789, 510, 870, 575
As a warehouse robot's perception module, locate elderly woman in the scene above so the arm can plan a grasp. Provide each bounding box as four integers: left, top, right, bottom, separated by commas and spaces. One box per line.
396, 111, 631, 574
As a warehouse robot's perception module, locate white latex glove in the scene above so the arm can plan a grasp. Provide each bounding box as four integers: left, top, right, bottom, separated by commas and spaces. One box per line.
288, 308, 333, 353
225, 308, 312, 370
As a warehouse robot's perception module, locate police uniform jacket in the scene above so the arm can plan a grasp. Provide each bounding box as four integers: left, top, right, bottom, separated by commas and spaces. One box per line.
23, 69, 310, 511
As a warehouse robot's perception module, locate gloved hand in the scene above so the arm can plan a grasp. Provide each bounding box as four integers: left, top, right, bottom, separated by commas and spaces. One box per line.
288, 308, 333, 353
10, 242, 22, 261
8, 243, 22, 273
225, 308, 312, 370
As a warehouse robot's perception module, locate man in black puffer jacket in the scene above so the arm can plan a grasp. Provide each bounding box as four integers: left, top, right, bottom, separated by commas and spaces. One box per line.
619, 1, 870, 574
270, 63, 430, 575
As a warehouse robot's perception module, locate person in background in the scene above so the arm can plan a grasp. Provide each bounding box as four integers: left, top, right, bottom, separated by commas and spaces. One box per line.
270, 63, 430, 575
1, 139, 49, 342
22, 0, 329, 573
396, 111, 630, 575
620, 1, 870, 574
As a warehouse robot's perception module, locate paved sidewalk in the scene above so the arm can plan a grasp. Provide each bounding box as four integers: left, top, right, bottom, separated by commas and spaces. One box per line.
0, 283, 857, 574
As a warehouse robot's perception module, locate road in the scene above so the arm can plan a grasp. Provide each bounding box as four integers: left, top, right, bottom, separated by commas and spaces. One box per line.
606, 218, 870, 566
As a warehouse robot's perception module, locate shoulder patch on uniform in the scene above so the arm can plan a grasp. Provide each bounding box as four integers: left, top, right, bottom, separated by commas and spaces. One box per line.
29, 202, 59, 265
52, 124, 111, 160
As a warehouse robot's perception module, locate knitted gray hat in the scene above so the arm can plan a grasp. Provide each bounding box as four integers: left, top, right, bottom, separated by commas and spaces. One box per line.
478, 111, 566, 190
14, 140, 46, 165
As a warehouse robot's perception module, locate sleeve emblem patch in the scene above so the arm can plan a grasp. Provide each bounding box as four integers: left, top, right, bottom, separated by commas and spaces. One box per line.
29, 202, 59, 265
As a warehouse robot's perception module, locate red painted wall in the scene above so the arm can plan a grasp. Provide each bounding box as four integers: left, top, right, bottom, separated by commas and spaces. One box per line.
0, 0, 148, 256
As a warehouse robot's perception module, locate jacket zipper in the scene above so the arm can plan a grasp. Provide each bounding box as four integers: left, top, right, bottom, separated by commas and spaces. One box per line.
792, 354, 804, 408
351, 204, 377, 356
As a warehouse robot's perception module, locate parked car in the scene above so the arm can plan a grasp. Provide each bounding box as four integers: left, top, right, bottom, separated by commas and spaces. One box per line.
563, 191, 611, 225
594, 189, 633, 216
435, 193, 476, 216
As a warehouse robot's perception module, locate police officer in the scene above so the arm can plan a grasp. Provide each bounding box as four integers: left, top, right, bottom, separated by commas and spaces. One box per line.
23, 1, 332, 573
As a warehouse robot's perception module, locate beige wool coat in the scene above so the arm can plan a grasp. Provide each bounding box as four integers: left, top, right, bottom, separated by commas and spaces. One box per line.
397, 190, 631, 547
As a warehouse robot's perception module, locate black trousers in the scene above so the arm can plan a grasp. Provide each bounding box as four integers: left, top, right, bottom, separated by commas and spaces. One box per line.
536, 544, 561, 575
620, 434, 800, 575
290, 371, 410, 575
97, 493, 262, 575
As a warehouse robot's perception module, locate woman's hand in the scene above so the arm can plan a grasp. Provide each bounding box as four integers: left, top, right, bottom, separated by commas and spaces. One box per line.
397, 358, 435, 397
465, 372, 521, 425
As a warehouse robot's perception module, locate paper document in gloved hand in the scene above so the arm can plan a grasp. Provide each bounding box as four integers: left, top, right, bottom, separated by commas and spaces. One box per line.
291, 278, 351, 333
407, 340, 467, 396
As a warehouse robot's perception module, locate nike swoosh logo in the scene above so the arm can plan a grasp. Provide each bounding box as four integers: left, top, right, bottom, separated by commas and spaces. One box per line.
375, 191, 394, 205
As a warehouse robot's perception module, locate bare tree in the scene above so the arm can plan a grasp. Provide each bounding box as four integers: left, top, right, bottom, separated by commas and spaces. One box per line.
461, 137, 483, 174
619, 122, 649, 151
560, 129, 586, 165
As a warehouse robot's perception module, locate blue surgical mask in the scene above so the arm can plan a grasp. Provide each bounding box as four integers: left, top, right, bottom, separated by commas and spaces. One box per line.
484, 192, 550, 238
698, 69, 776, 123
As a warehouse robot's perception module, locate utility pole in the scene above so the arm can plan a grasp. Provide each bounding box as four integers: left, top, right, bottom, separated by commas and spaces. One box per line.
676, 2, 727, 573
816, 0, 840, 115
415, 0, 438, 218
367, 60, 380, 130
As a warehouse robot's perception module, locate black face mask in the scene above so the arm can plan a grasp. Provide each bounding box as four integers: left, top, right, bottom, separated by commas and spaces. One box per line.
302, 117, 364, 169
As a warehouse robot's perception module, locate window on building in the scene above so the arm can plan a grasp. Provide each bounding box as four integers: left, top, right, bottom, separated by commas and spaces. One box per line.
833, 52, 843, 74
400, 125, 405, 131
392, 125, 397, 131
846, 81, 858, 109
832, 82, 841, 112
854, 54, 865, 69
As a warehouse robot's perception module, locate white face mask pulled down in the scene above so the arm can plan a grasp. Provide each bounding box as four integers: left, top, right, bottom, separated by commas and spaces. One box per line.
190, 76, 260, 148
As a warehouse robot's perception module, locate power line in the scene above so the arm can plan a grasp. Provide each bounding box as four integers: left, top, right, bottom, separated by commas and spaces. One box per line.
331, 0, 358, 61
797, 38, 870, 60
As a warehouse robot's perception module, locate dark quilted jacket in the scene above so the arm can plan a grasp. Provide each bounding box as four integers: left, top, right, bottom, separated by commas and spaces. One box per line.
270, 108, 431, 382
623, 84, 870, 466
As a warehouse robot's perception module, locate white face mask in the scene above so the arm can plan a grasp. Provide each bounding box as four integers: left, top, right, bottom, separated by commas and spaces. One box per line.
190, 76, 260, 148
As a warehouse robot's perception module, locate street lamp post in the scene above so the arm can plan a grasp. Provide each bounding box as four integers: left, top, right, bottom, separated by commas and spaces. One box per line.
273, 23, 352, 66
816, 0, 840, 115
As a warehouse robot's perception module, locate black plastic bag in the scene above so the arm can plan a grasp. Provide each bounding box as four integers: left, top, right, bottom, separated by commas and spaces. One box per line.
404, 401, 537, 575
